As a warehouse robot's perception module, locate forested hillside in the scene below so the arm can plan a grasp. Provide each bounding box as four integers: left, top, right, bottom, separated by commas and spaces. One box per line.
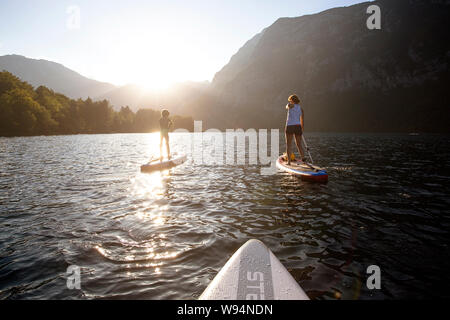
0, 72, 193, 137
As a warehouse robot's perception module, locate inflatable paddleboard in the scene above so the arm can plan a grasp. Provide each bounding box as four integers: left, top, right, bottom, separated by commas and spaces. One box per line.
140, 154, 187, 173
276, 156, 328, 183
200, 239, 309, 300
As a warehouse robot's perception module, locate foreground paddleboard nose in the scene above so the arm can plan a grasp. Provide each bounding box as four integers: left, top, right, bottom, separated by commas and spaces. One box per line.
200, 239, 309, 300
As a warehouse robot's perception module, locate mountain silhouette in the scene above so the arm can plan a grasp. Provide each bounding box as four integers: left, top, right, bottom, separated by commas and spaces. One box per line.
2, 0, 449, 132
0, 54, 116, 100
204, 0, 450, 132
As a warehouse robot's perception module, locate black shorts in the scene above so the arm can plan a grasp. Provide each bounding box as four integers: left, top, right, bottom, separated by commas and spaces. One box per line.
160, 131, 169, 139
285, 125, 302, 134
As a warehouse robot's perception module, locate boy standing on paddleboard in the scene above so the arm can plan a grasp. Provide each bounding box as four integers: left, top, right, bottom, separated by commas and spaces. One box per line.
160, 109, 172, 160
285, 94, 306, 165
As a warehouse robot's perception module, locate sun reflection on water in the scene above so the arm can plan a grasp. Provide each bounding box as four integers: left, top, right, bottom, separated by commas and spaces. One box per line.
107, 139, 189, 280
107, 165, 180, 278
131, 171, 167, 198
94, 243, 179, 263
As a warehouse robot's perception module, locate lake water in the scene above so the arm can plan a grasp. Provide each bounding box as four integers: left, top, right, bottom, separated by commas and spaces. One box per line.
1, 132, 449, 299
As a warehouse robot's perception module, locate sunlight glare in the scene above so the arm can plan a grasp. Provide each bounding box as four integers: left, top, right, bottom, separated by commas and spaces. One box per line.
104, 27, 208, 90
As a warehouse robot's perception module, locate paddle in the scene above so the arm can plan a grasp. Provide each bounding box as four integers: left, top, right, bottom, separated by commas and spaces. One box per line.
301, 135, 322, 172
149, 156, 160, 164
302, 135, 314, 164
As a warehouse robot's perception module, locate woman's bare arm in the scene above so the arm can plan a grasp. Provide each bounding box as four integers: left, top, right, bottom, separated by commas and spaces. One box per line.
300, 108, 304, 130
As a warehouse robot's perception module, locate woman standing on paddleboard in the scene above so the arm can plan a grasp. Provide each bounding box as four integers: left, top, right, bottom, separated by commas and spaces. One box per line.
160, 109, 172, 160
285, 94, 306, 165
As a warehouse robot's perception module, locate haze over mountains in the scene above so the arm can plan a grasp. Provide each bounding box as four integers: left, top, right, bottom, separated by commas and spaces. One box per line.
0, 55, 209, 116
96, 81, 210, 116
0, 55, 116, 100
1, 0, 449, 132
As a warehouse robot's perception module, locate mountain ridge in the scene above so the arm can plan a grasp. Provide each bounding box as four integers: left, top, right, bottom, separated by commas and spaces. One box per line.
1, 0, 449, 132
0, 54, 117, 100
204, 0, 450, 132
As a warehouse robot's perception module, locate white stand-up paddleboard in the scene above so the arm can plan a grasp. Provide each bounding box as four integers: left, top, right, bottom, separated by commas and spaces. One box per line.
200, 239, 309, 300
276, 156, 328, 183
140, 154, 187, 173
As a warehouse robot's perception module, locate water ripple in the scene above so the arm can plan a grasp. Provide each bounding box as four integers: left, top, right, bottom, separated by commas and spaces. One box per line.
0, 133, 449, 299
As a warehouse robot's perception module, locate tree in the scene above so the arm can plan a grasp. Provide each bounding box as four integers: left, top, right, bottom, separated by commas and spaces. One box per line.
0, 71, 194, 136
0, 88, 55, 136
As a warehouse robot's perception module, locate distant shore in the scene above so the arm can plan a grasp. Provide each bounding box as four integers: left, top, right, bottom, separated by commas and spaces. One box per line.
2, 131, 449, 139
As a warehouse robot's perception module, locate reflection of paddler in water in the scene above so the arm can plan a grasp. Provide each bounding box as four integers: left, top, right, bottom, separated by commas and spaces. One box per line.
284, 94, 306, 165
159, 109, 172, 160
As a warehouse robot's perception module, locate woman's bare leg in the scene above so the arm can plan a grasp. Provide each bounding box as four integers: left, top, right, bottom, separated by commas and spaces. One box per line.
294, 133, 305, 161
285, 132, 294, 164
160, 134, 164, 160
165, 135, 171, 159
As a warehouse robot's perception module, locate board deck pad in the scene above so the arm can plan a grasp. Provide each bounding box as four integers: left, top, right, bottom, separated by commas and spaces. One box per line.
200, 239, 309, 300
140, 154, 187, 173
282, 161, 322, 171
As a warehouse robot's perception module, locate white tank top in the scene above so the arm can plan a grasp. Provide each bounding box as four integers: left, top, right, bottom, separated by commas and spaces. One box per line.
286, 104, 302, 126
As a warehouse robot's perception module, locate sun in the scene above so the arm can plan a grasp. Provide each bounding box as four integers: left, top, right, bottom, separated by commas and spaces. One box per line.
134, 72, 174, 91
104, 23, 215, 91
106, 30, 186, 91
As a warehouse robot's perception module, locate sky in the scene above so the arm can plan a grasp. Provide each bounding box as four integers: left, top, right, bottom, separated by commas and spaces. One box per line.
0, 0, 368, 89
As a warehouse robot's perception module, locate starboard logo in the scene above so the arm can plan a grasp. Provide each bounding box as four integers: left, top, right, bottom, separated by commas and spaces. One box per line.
246, 271, 265, 300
